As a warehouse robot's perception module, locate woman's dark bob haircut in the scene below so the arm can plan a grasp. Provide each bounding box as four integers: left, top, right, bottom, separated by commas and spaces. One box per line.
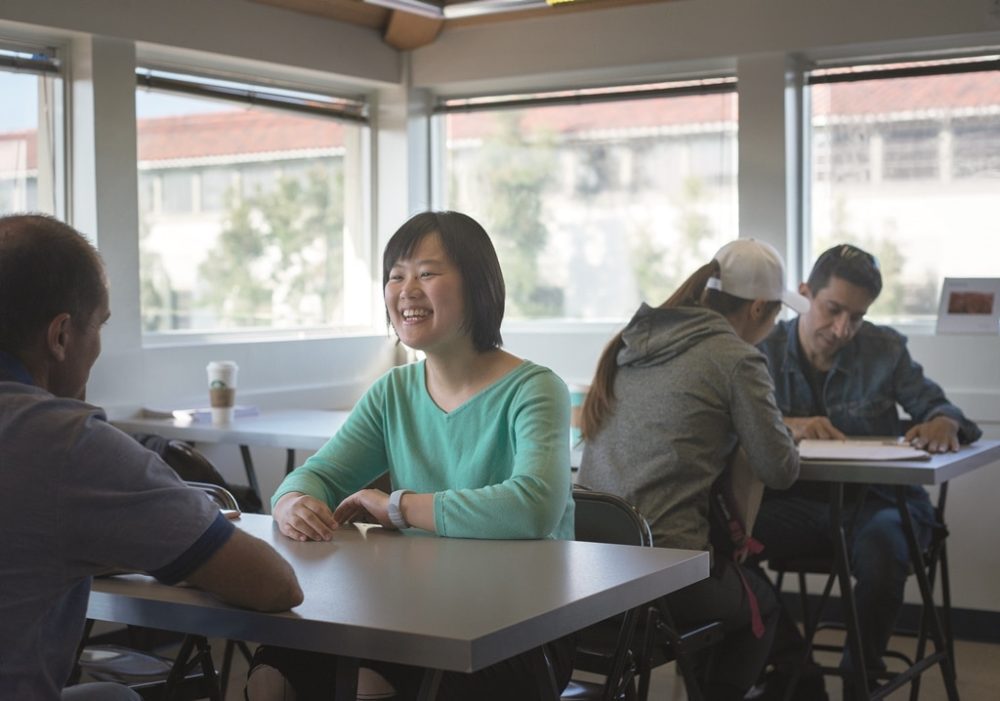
382, 211, 505, 352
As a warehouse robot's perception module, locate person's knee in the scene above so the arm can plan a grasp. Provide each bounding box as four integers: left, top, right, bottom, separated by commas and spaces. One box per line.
754, 498, 829, 562
852, 515, 911, 584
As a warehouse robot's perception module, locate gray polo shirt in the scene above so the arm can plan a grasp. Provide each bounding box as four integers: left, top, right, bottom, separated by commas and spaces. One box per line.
0, 378, 234, 700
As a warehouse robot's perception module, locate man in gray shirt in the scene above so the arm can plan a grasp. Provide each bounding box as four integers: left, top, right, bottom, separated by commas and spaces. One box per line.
0, 214, 304, 700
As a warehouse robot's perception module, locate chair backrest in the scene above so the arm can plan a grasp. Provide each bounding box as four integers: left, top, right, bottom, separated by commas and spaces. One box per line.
131, 433, 262, 513
186, 481, 240, 512
573, 488, 653, 548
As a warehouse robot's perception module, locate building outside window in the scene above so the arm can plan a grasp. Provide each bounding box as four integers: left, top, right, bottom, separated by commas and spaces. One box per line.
436, 78, 738, 321
135, 70, 370, 336
808, 57, 1000, 323
0, 47, 64, 218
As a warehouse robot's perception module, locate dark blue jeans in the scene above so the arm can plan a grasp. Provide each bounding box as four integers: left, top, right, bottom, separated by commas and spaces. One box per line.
753, 490, 934, 675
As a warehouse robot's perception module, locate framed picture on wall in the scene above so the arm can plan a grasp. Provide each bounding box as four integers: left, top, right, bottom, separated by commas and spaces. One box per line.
935, 278, 1000, 334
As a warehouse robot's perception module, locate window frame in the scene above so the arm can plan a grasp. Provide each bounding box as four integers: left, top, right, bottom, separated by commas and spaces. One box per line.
431, 75, 740, 328
0, 44, 67, 219
801, 53, 1000, 332
134, 66, 378, 346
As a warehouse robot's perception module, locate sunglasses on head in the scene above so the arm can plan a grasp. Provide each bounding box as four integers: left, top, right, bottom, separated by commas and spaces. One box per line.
818, 244, 880, 271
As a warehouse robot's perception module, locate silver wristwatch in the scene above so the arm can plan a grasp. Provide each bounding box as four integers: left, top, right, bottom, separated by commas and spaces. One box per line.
388, 489, 413, 530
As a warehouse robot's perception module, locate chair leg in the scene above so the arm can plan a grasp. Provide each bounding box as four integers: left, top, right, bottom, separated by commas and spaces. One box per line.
940, 541, 955, 679
635, 607, 656, 701
796, 572, 809, 624
219, 639, 254, 697
69, 619, 97, 686
655, 606, 705, 701
163, 635, 222, 701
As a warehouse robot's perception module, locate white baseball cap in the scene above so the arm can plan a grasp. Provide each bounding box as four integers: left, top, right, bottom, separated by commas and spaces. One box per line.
705, 239, 810, 314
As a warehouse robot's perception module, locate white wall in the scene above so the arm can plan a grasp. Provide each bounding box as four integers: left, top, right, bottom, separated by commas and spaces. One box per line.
3, 0, 1000, 611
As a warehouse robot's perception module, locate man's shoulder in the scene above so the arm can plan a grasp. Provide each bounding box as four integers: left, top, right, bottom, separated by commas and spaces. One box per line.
0, 382, 108, 444
757, 318, 794, 362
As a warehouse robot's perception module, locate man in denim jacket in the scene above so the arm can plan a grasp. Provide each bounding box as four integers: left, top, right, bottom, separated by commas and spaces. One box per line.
754, 244, 981, 696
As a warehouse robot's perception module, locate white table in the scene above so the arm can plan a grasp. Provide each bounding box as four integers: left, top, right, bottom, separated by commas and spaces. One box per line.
796, 439, 1000, 701
87, 514, 709, 700
798, 439, 1000, 487
112, 410, 351, 499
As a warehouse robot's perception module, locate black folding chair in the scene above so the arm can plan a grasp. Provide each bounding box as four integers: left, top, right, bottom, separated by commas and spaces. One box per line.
768, 483, 953, 701
564, 488, 723, 701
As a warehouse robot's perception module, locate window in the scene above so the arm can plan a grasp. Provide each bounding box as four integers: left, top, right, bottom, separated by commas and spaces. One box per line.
807, 57, 1000, 323
952, 116, 1000, 179
436, 78, 738, 321
0, 47, 64, 217
135, 69, 370, 335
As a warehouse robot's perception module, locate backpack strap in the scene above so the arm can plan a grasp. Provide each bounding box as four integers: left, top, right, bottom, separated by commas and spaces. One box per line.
714, 490, 767, 639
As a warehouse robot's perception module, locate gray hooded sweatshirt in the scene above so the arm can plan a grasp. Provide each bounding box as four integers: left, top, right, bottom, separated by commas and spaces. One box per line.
579, 303, 799, 553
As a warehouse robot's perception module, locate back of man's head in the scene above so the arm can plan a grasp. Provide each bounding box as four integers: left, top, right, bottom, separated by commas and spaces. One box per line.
0, 214, 106, 356
806, 243, 883, 300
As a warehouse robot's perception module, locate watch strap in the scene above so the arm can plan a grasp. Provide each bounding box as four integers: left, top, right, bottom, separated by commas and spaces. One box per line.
388, 489, 412, 530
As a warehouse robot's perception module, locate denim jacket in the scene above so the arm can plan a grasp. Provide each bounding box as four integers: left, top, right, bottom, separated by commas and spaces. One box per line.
758, 318, 982, 504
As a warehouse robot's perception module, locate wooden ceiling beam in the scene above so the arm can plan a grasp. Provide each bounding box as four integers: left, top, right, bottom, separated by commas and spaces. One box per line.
383, 9, 444, 50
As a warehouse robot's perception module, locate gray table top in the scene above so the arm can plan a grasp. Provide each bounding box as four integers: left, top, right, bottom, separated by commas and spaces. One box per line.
798, 439, 1000, 486
87, 514, 708, 673
111, 409, 350, 451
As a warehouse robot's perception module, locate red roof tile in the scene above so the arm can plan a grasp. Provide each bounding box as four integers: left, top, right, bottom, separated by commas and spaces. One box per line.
2, 72, 997, 171
136, 109, 346, 162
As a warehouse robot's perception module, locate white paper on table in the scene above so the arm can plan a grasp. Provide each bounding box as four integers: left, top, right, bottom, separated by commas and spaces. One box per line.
798, 439, 931, 461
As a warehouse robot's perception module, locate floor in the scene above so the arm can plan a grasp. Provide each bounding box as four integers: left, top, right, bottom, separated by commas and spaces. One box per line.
86, 627, 1000, 700
643, 630, 1000, 701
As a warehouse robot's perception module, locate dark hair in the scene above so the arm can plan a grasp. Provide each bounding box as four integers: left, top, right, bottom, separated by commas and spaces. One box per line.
382, 211, 505, 352
0, 214, 107, 355
807, 243, 882, 299
580, 261, 780, 440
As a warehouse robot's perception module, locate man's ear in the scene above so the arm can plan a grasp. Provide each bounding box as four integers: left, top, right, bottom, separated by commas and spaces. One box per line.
798, 282, 812, 298
46, 313, 73, 362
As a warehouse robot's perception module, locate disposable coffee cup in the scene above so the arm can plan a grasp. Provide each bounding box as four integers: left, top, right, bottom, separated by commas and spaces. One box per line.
568, 383, 589, 448
206, 361, 238, 425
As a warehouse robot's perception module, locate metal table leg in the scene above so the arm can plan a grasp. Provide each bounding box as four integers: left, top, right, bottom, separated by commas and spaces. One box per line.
416, 669, 443, 701
239, 444, 262, 503
829, 482, 871, 700
334, 656, 360, 701
895, 486, 960, 701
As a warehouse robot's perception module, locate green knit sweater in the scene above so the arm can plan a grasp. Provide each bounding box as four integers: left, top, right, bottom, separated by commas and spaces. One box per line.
272, 360, 574, 539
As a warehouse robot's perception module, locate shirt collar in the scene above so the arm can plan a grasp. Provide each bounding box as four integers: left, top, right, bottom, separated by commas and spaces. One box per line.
0, 350, 36, 385
784, 316, 855, 379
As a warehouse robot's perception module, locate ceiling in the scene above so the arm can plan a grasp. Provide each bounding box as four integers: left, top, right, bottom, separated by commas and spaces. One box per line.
246, 0, 677, 49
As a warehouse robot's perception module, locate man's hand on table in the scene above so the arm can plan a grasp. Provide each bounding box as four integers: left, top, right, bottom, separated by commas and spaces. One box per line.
785, 416, 847, 442
905, 416, 960, 453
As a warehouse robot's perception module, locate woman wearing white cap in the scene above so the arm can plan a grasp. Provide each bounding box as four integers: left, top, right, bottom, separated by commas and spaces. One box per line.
578, 239, 809, 701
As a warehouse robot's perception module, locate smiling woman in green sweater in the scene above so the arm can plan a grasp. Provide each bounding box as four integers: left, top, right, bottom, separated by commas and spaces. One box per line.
248, 211, 574, 701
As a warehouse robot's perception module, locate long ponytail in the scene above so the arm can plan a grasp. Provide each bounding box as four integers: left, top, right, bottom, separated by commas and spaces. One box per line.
580, 261, 722, 440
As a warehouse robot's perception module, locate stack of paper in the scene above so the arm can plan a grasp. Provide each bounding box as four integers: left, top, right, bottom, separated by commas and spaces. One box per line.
798, 439, 931, 461
140, 406, 259, 422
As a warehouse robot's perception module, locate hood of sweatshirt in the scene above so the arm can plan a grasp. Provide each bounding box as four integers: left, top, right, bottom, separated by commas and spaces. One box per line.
616, 303, 735, 369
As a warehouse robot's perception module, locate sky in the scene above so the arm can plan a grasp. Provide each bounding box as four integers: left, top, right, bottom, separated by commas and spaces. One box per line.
0, 73, 232, 134
0, 73, 38, 132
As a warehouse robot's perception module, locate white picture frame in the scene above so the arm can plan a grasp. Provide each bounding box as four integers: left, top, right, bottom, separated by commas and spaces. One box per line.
935, 278, 1000, 335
